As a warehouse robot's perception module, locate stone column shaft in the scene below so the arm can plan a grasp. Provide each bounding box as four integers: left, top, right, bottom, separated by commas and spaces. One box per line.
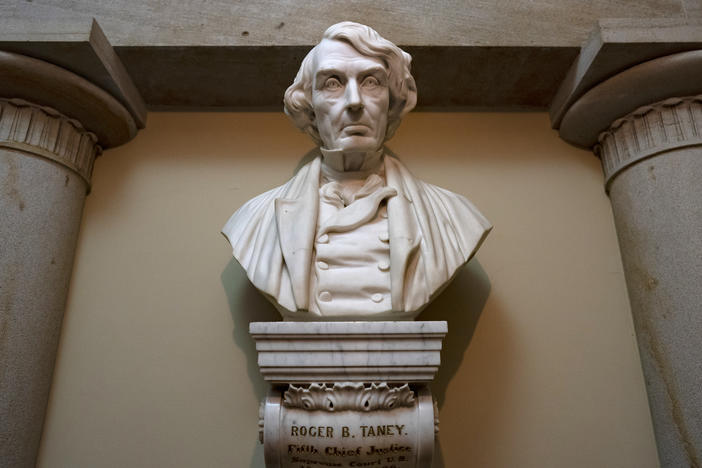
597, 97, 702, 468
0, 98, 100, 468
556, 45, 702, 467
0, 48, 139, 468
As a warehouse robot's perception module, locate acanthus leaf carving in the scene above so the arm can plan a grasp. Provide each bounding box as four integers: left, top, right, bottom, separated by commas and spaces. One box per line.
283, 382, 415, 412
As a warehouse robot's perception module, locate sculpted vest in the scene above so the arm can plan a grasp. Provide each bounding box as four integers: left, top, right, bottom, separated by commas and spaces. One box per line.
222, 151, 492, 320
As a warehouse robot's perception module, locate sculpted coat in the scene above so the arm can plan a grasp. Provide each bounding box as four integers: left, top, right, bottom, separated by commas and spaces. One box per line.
222, 21, 491, 319
222, 151, 491, 320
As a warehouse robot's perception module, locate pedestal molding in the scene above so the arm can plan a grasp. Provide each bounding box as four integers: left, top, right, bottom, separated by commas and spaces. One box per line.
252, 322, 444, 467
596, 95, 702, 191
0, 98, 100, 187
250, 321, 447, 383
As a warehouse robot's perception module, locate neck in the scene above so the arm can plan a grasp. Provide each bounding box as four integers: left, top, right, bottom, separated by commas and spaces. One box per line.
320, 147, 384, 173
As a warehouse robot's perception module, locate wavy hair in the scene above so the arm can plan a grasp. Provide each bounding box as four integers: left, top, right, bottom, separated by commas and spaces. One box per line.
283, 22, 417, 146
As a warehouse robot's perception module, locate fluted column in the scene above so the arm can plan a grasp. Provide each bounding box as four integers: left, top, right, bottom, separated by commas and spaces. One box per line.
0, 51, 139, 468
558, 50, 702, 467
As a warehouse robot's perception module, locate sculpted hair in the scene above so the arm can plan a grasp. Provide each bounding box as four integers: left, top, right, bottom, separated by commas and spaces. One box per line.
283, 21, 417, 146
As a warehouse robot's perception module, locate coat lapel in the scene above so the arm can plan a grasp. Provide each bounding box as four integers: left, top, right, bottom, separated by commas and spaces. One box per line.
274, 157, 321, 310
384, 156, 421, 312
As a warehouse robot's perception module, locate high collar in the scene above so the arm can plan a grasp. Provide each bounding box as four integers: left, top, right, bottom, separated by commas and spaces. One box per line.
320, 147, 385, 181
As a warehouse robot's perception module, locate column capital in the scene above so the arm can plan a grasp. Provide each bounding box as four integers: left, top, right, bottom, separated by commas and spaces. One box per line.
0, 50, 137, 148
558, 49, 702, 149
596, 95, 702, 191
0, 98, 100, 187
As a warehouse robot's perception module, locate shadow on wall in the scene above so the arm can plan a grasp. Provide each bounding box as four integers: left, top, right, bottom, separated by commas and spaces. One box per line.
221, 258, 279, 399
419, 258, 496, 468
221, 258, 279, 468
417, 258, 491, 409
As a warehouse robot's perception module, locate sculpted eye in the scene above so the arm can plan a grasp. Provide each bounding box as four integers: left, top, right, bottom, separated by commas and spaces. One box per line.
362, 76, 380, 88
324, 77, 342, 90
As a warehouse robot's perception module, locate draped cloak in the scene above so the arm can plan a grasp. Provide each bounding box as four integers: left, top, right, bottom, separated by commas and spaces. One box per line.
222, 153, 491, 319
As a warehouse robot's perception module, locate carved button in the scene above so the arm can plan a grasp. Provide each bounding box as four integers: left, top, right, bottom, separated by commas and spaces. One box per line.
371, 293, 383, 303
319, 291, 332, 302
378, 261, 390, 271
404, 193, 413, 203
378, 232, 389, 242
317, 234, 329, 244
317, 261, 329, 270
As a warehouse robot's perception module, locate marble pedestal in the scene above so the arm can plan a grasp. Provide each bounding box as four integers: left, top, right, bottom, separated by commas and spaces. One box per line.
250, 321, 447, 468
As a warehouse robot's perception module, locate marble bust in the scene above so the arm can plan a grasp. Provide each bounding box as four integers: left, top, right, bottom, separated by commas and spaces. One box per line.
223, 21, 491, 320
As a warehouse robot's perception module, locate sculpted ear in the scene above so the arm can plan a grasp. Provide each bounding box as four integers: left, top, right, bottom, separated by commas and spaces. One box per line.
399, 75, 417, 118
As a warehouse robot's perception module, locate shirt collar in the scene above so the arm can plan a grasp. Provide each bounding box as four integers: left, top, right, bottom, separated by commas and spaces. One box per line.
320, 147, 385, 180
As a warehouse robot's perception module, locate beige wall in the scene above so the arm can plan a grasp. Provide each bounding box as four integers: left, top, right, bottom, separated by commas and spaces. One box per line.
37, 112, 659, 468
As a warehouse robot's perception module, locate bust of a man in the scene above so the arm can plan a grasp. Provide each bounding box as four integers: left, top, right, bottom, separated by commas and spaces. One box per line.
223, 22, 491, 320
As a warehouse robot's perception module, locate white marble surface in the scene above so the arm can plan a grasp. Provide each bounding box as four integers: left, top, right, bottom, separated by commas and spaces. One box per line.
223, 21, 491, 320
250, 321, 447, 383
263, 386, 435, 468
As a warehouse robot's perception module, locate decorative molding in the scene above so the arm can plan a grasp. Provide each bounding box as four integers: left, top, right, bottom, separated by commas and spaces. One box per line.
0, 98, 101, 186
596, 95, 702, 191
250, 321, 447, 383
558, 50, 702, 147
283, 382, 415, 412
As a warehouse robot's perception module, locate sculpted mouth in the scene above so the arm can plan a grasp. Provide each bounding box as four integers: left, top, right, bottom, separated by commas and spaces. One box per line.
342, 124, 370, 135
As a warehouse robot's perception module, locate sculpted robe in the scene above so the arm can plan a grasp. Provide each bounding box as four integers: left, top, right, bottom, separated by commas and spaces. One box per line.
222, 152, 491, 320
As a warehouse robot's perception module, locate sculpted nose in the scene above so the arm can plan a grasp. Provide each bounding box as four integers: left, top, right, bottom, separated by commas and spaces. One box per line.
345, 80, 363, 111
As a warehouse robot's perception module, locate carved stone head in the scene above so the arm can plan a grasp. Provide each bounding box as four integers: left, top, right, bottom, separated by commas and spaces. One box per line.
283, 22, 417, 149
223, 22, 491, 320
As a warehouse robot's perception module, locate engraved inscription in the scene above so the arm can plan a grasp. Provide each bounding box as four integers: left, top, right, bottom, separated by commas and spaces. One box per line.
280, 408, 416, 468
360, 425, 405, 437
291, 425, 335, 437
